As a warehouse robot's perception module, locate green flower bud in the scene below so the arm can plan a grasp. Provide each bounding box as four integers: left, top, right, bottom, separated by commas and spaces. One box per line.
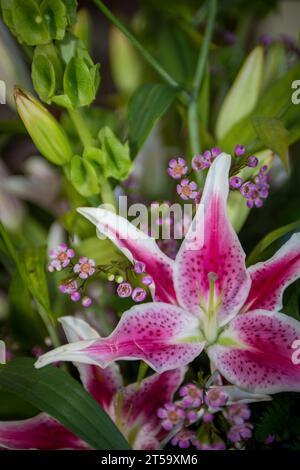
115, 275, 124, 284
14, 87, 72, 166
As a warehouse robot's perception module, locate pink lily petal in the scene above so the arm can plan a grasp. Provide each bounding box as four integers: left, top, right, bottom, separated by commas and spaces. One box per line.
0, 413, 89, 450
207, 310, 300, 394
60, 316, 123, 409
77, 207, 177, 304
36, 304, 205, 373
120, 368, 185, 429
243, 233, 300, 312
174, 153, 251, 324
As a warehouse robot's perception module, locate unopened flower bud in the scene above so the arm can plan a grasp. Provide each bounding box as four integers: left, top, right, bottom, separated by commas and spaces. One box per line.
14, 88, 72, 166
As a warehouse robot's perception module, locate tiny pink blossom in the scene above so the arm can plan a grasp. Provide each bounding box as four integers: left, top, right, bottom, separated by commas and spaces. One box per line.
48, 243, 75, 272
70, 291, 81, 302
171, 429, 195, 449
179, 383, 203, 407
117, 282, 132, 298
168, 157, 188, 179
211, 147, 221, 157
228, 423, 253, 443
82, 296, 92, 308
157, 403, 185, 431
176, 179, 198, 200
59, 279, 78, 294
186, 410, 198, 423
73, 257, 95, 279
192, 152, 212, 171
142, 275, 153, 286
203, 411, 214, 423
134, 261, 146, 274
235, 144, 245, 156
205, 387, 229, 409
224, 403, 250, 426
132, 287, 147, 302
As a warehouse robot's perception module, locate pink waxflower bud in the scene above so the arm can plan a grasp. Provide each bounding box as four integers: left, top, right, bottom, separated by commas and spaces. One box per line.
82, 296, 92, 308
117, 282, 132, 298
132, 287, 147, 302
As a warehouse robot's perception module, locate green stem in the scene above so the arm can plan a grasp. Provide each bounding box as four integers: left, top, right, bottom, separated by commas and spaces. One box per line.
93, 0, 189, 101
36, 302, 61, 349
188, 0, 217, 168
68, 109, 116, 209
68, 109, 95, 148
136, 361, 149, 387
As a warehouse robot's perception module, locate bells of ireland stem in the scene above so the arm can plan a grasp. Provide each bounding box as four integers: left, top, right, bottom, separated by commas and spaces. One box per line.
14, 87, 72, 166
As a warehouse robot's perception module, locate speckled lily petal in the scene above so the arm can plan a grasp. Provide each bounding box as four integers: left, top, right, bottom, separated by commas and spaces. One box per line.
174, 153, 251, 325
208, 310, 300, 394
36, 304, 204, 373
77, 207, 177, 304
243, 233, 300, 312
60, 316, 123, 409
0, 413, 89, 450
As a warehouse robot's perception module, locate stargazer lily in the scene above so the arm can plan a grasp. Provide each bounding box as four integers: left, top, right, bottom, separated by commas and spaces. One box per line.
0, 317, 185, 450
36, 153, 300, 394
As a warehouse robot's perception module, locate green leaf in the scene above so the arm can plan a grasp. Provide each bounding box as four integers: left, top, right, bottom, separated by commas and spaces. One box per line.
0, 358, 131, 450
78, 237, 125, 265
70, 154, 100, 197
246, 220, 300, 266
9, 273, 45, 347
63, 0, 77, 26
32, 44, 64, 102
98, 126, 132, 180
63, 56, 96, 108
18, 246, 53, 318
261, 44, 287, 93
252, 117, 289, 170
12, 0, 50, 45
128, 83, 177, 156
216, 47, 264, 140
40, 0, 67, 41
219, 61, 300, 152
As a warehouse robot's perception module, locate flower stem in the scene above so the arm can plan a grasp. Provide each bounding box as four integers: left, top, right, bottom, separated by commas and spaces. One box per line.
93, 0, 190, 101
188, 0, 217, 177
36, 302, 61, 349
68, 109, 116, 209
68, 109, 95, 148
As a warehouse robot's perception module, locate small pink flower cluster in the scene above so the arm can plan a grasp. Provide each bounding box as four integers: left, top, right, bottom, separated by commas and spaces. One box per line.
116, 260, 153, 303
48, 244, 94, 308
167, 157, 198, 201
157, 381, 253, 450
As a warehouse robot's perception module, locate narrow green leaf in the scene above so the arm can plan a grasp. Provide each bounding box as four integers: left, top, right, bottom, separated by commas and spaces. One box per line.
252, 117, 289, 170
128, 83, 177, 156
216, 46, 264, 139
0, 358, 131, 450
247, 220, 300, 266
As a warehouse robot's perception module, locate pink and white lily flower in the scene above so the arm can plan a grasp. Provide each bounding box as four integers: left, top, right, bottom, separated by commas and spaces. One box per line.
0, 317, 185, 450
36, 153, 300, 395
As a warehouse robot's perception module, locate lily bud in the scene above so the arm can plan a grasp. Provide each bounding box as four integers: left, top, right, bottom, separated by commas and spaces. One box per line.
14, 87, 72, 166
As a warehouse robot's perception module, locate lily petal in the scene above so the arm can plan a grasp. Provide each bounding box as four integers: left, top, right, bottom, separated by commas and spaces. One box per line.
174, 153, 251, 324
208, 310, 300, 394
77, 207, 177, 304
60, 316, 123, 409
0, 413, 89, 449
243, 233, 300, 312
121, 368, 185, 428
36, 304, 204, 373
